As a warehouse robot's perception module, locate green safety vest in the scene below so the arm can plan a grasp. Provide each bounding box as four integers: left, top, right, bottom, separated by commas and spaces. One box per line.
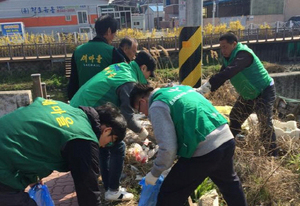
150, 85, 228, 158
70, 61, 148, 108
74, 41, 114, 87
0, 97, 98, 190
224, 43, 272, 100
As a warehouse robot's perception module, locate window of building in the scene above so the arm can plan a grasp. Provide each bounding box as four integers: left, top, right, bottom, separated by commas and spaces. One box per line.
77, 11, 88, 24
203, 8, 207, 18
251, 0, 283, 15
65, 15, 72, 21
115, 12, 120, 18
79, 27, 91, 33
134, 22, 140, 25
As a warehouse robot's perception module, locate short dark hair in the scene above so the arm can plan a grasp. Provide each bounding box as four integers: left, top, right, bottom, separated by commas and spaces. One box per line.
95, 103, 127, 143
134, 51, 156, 77
130, 83, 154, 108
95, 15, 118, 36
119, 37, 137, 49
219, 32, 238, 44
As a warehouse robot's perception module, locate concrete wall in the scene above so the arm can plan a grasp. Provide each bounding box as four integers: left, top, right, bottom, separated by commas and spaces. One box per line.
251, 0, 284, 15
284, 0, 300, 21
270, 72, 300, 99
0, 90, 32, 117
0, 59, 65, 81
245, 14, 284, 25
204, 14, 284, 27
202, 41, 300, 64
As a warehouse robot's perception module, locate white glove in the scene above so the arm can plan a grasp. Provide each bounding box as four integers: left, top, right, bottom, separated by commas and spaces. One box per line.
195, 81, 211, 95
138, 127, 149, 139
145, 172, 158, 185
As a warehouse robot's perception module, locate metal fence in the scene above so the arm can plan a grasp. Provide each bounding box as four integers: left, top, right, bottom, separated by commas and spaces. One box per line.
1, 28, 300, 60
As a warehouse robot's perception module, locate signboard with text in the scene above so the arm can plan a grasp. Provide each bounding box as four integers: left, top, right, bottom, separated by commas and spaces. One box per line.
0, 22, 25, 37
21, 5, 87, 15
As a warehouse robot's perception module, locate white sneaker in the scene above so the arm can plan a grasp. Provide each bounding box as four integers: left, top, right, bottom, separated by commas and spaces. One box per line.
105, 187, 134, 201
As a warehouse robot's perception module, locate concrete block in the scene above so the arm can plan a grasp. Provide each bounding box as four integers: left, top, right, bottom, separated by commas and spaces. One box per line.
0, 90, 32, 117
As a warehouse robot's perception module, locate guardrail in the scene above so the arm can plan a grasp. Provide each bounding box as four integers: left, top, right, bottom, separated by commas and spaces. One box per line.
1, 28, 300, 60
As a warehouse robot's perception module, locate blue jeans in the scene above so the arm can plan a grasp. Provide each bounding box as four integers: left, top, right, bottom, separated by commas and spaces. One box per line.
157, 139, 247, 206
99, 141, 126, 191
229, 84, 277, 156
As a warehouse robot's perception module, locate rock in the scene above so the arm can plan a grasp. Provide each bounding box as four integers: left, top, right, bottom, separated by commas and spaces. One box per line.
198, 189, 219, 206
0, 90, 32, 117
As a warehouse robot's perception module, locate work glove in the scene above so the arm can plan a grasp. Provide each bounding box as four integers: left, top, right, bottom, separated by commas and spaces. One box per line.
195, 81, 211, 95
145, 172, 158, 185
138, 127, 149, 139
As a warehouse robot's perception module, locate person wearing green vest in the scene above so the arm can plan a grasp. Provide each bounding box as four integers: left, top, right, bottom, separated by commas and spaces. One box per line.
70, 51, 156, 201
67, 15, 125, 100
0, 97, 127, 206
198, 32, 277, 156
130, 83, 247, 206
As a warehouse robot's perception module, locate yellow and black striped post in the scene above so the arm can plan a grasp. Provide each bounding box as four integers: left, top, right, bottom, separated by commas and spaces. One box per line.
179, 26, 202, 88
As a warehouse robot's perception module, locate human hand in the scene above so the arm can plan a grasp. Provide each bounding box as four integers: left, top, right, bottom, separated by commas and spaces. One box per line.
29, 179, 44, 188
195, 81, 211, 95
145, 172, 158, 185
138, 127, 149, 139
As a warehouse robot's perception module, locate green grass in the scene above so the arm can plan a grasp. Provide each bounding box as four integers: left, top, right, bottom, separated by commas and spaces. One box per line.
191, 178, 216, 202
0, 73, 69, 102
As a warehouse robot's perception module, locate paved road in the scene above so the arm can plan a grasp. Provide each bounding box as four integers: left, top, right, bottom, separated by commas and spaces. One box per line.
25, 171, 78, 206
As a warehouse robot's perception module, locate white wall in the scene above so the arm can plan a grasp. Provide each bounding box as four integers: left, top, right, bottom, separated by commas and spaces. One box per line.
132, 15, 145, 30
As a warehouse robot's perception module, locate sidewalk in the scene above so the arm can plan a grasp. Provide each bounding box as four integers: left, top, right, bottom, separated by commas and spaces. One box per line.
26, 171, 78, 206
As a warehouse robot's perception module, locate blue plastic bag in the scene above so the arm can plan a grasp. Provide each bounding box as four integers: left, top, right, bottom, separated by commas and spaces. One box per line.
138, 175, 164, 206
28, 183, 54, 206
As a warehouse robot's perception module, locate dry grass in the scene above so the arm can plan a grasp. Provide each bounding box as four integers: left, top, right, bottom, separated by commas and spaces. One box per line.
205, 81, 238, 106
207, 83, 300, 206
208, 82, 300, 205
234, 126, 300, 206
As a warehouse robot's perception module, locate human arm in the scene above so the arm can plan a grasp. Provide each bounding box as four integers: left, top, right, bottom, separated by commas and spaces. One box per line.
148, 101, 177, 178
61, 139, 101, 206
117, 82, 146, 135
208, 50, 253, 92
0, 170, 51, 191
67, 53, 80, 100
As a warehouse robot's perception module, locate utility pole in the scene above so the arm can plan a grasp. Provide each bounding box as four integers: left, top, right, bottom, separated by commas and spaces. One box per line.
212, 0, 216, 27
185, 0, 203, 26
156, 0, 160, 29
147, 1, 150, 30
178, 0, 203, 87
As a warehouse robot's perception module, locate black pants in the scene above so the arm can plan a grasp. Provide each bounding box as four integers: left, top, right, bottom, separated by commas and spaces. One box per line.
229, 84, 277, 155
62, 139, 102, 206
157, 139, 247, 206
0, 183, 37, 206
